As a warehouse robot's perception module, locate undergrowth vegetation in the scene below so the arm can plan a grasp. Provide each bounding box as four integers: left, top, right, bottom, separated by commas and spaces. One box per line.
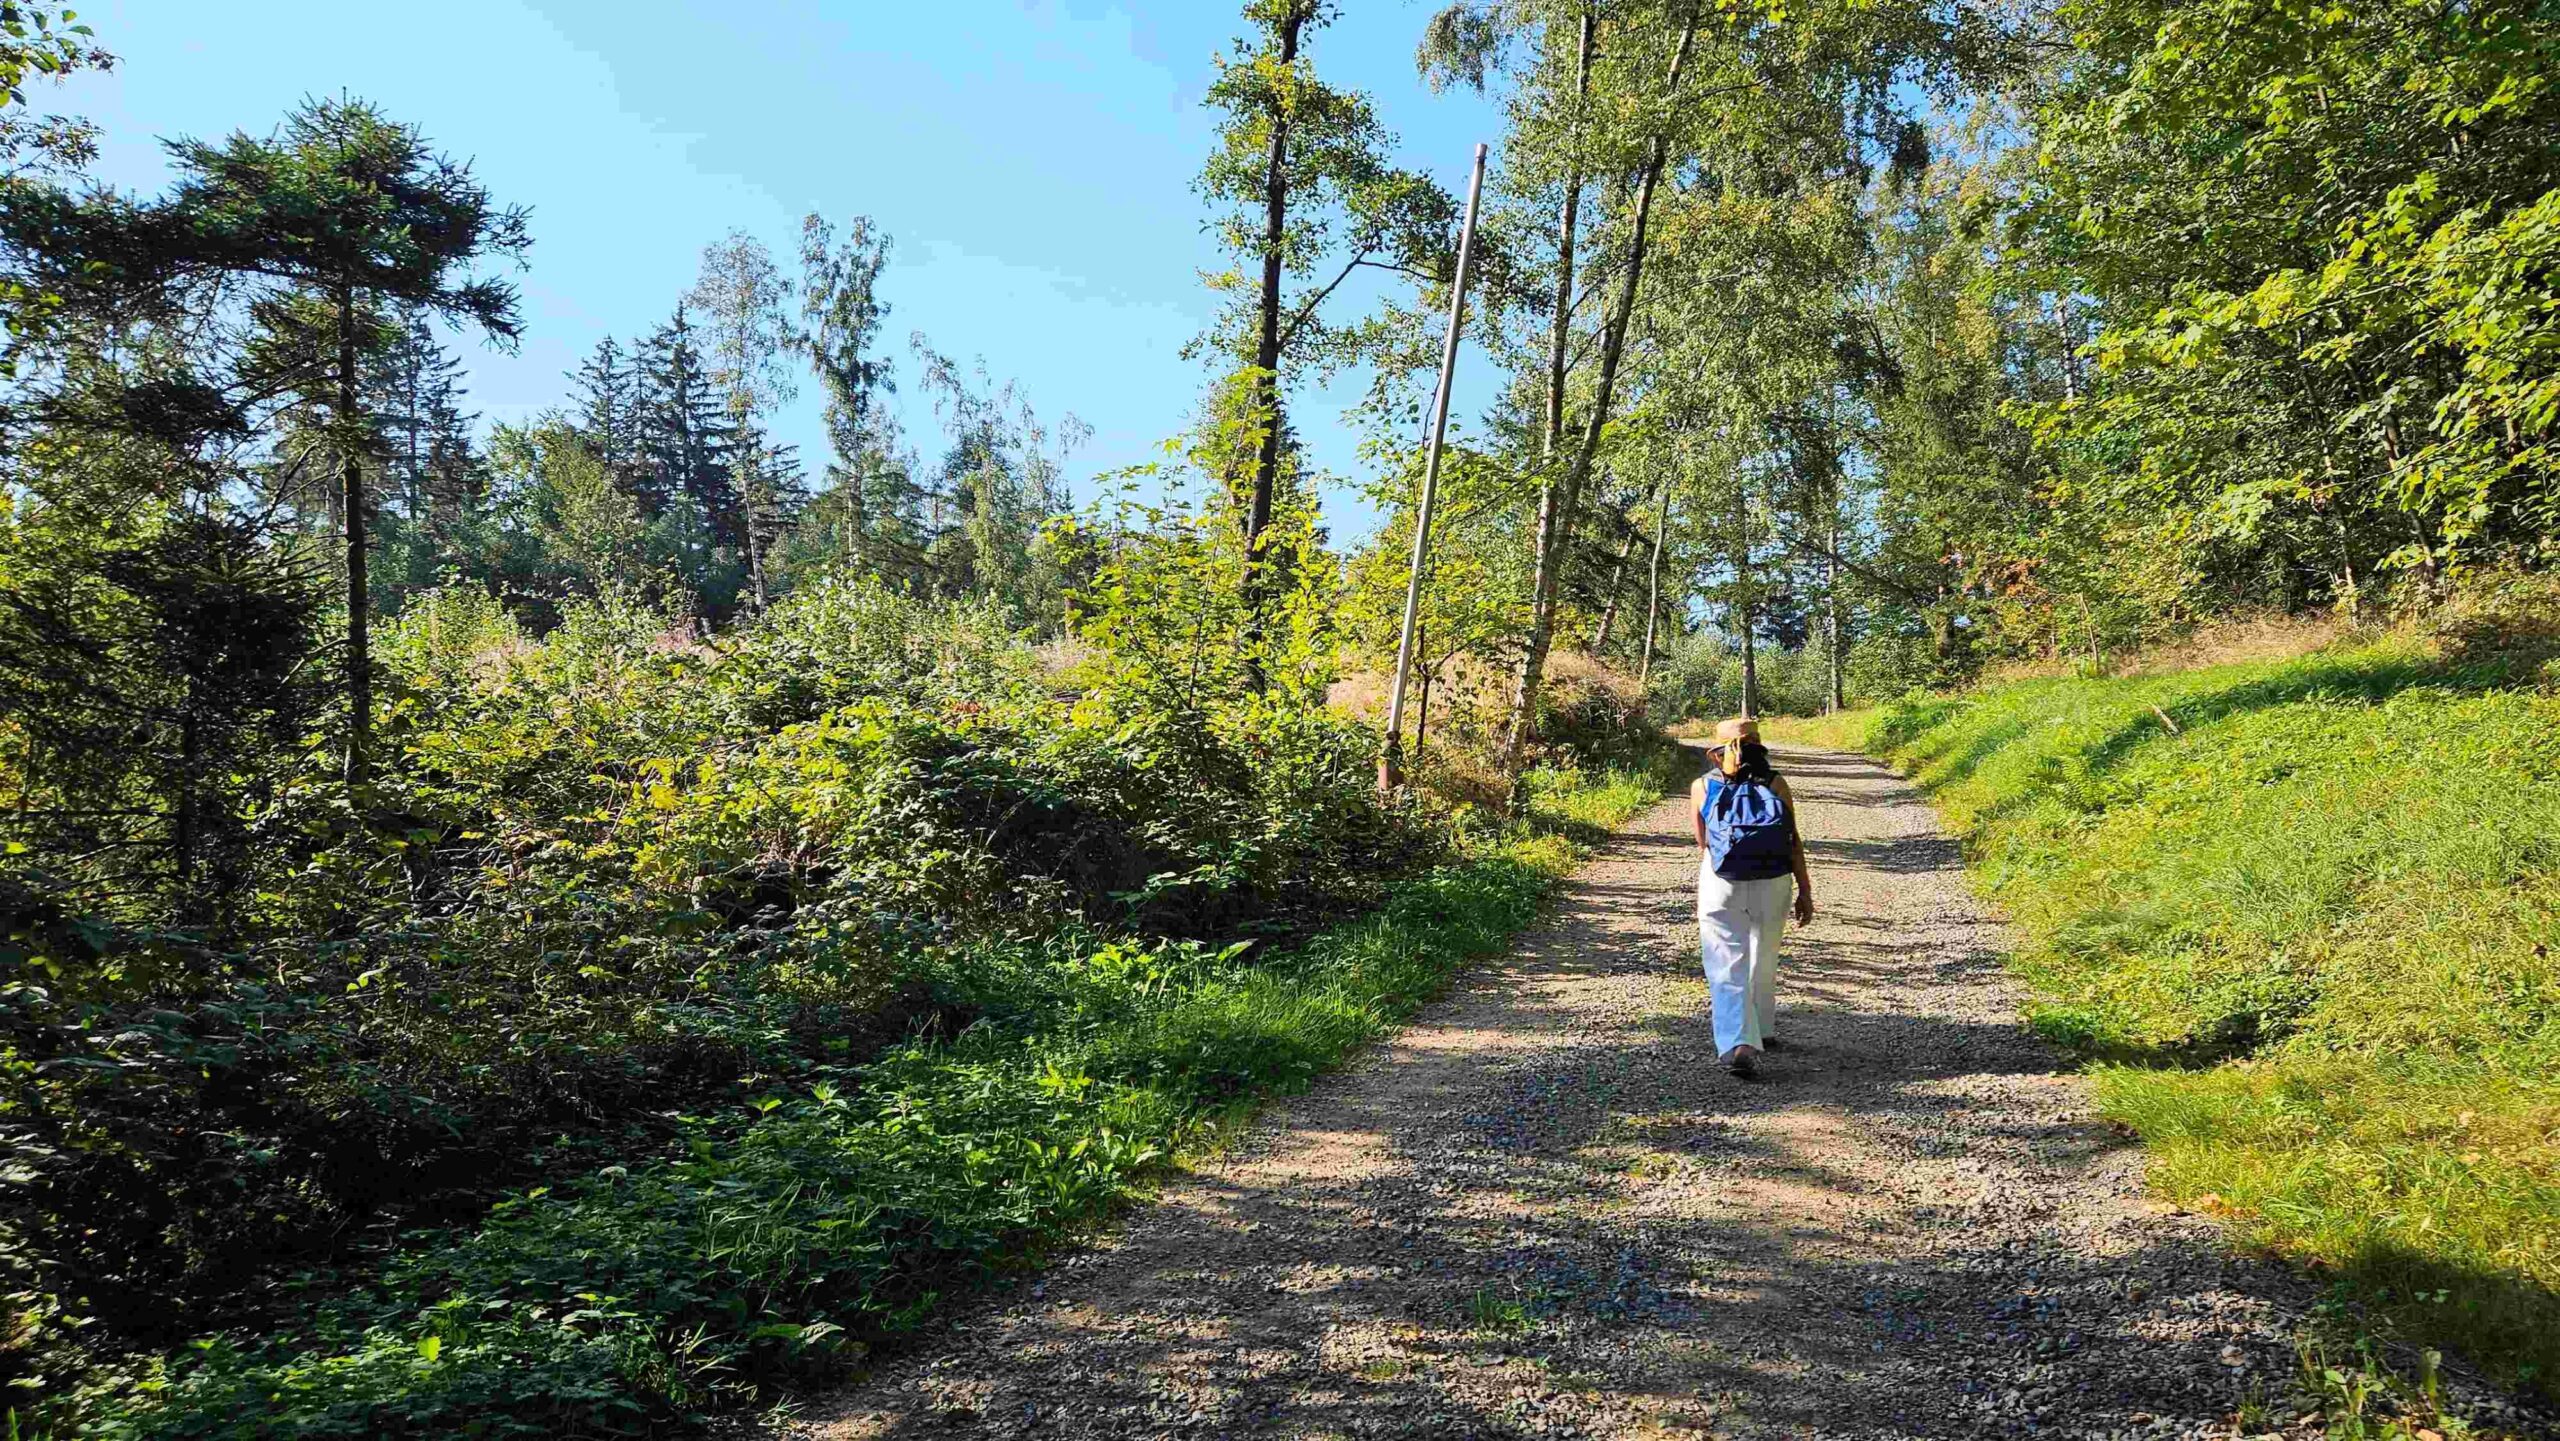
5, 578, 1676, 1439
1782, 598, 2560, 1398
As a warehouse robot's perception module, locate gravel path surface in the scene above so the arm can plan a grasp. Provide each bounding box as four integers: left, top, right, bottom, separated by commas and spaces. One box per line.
777, 746, 2543, 1440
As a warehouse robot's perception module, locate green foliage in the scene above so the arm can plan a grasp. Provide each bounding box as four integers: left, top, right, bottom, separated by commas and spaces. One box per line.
1195, 1, 1456, 384
0, 444, 328, 936
1463, 1281, 1534, 1334
1647, 628, 1846, 720
0, 4, 108, 362
29, 747, 1650, 1437
0, 6, 97, 112
1843, 629, 2560, 1395
2021, 0, 2560, 577
6, 524, 1667, 1435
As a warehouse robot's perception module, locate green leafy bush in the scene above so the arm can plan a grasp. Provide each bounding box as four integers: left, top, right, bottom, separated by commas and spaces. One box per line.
44, 792, 1642, 1439
7, 569, 1665, 1437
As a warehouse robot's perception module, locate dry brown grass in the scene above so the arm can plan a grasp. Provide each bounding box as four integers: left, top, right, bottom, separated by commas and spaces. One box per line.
648, 622, 716, 660
1328, 652, 1513, 732
1324, 668, 1390, 724
1541, 648, 1644, 707
1330, 650, 1641, 730
2119, 611, 2365, 676
2419, 568, 2560, 674
2009, 573, 2560, 690
1329, 649, 1654, 813
1033, 636, 1098, 679
1984, 610, 2357, 685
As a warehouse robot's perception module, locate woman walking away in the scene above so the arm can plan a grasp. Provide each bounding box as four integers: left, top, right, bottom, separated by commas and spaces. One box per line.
1692, 717, 1814, 1078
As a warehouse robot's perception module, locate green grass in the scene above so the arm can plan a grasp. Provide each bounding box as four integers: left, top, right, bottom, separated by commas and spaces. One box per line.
1520, 761, 1675, 837
1463, 1282, 1536, 1334
56, 766, 1664, 1439
1775, 638, 2560, 1400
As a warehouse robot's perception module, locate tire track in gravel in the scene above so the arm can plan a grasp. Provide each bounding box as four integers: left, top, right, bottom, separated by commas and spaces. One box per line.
775, 745, 2532, 1440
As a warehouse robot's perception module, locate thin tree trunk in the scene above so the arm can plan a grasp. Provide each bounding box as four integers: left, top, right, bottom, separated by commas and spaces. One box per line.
1638, 479, 1670, 688
1381, 142, 1489, 789
1735, 484, 1756, 720
406, 354, 426, 526
851, 461, 869, 566
1414, 634, 1432, 770
1240, 3, 1310, 688
741, 449, 769, 612
1825, 502, 1844, 713
2052, 293, 2081, 403
1740, 621, 1757, 718
2373, 410, 2441, 590
2402, 511, 2438, 590
1543, 10, 1596, 463
1505, 9, 1597, 764
1506, 11, 1694, 782
339, 283, 371, 794
1590, 515, 1638, 651
2307, 397, 2364, 618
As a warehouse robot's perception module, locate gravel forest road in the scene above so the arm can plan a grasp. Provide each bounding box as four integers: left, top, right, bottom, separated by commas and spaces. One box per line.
776, 746, 2521, 1440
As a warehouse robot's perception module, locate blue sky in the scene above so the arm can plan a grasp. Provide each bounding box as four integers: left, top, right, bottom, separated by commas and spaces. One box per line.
45, 1, 1507, 537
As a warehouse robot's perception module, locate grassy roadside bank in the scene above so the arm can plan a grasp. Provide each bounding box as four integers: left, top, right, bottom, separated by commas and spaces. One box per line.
1770, 635, 2560, 1402
59, 766, 1669, 1439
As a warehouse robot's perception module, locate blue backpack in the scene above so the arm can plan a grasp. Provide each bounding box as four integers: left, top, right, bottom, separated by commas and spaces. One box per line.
1702, 755, 1794, 881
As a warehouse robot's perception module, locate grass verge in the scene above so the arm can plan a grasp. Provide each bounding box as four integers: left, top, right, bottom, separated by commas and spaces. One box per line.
1769, 635, 2560, 1404
55, 766, 1666, 1439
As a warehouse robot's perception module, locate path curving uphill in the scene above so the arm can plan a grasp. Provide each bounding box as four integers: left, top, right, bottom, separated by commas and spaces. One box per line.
776, 746, 2514, 1439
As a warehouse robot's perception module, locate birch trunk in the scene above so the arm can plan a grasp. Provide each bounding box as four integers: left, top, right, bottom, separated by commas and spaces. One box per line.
1590, 519, 1638, 651
1638, 479, 1670, 688
1734, 484, 1756, 720
1825, 504, 1844, 713
1505, 12, 1695, 780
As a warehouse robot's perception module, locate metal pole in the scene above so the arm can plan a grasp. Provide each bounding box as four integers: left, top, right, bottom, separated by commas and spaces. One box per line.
1381, 142, 1490, 792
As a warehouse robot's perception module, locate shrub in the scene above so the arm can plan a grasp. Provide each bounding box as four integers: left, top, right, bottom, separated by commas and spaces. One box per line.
41, 780, 1652, 1439
9, 572, 1664, 1437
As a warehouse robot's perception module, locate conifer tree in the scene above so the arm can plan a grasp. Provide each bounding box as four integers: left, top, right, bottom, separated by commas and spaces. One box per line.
27, 97, 533, 793
367, 310, 473, 524
733, 420, 808, 602
570, 334, 642, 492
633, 303, 739, 554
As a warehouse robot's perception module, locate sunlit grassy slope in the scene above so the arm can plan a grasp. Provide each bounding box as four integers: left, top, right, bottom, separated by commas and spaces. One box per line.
1774, 635, 2560, 1394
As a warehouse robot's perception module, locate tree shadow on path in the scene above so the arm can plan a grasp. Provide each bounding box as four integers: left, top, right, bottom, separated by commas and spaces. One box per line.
787, 746, 2549, 1441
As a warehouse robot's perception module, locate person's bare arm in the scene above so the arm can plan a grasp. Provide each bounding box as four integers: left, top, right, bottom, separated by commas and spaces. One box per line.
1690, 776, 1707, 854
1773, 775, 1814, 923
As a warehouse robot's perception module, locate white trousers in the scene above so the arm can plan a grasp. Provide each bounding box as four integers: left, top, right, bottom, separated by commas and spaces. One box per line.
1699, 869, 1792, 1059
